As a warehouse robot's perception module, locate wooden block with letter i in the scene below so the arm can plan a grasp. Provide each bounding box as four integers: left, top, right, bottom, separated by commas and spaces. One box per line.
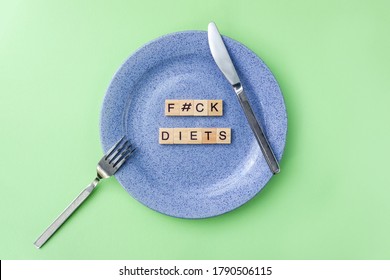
173, 128, 189, 144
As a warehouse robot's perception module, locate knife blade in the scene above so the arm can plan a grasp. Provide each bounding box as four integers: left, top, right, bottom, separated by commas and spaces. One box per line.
208, 22, 280, 174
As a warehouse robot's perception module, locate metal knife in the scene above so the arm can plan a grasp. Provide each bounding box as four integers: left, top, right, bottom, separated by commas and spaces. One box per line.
208, 22, 280, 174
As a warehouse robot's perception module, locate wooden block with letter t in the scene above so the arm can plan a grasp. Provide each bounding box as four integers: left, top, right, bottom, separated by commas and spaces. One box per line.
201, 128, 217, 144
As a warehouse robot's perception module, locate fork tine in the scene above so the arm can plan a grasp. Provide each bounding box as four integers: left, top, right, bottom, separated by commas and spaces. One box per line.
105, 136, 125, 159
107, 140, 129, 163
112, 144, 133, 166
113, 148, 136, 168
109, 142, 131, 164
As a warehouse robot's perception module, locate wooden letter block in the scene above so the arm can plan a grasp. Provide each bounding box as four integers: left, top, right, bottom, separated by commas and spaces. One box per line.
208, 100, 223, 116
173, 128, 189, 144
165, 100, 181, 116
201, 128, 217, 144
216, 128, 231, 144
193, 100, 208, 116
179, 100, 194, 116
159, 128, 174, 144
188, 128, 202, 144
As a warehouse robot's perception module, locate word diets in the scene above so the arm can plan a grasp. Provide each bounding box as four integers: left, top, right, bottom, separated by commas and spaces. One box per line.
159, 128, 231, 144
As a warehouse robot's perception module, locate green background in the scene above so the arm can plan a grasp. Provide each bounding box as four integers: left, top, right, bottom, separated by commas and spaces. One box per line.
1, 0, 389, 259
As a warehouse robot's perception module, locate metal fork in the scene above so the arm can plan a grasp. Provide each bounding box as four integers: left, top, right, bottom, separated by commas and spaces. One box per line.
34, 136, 135, 249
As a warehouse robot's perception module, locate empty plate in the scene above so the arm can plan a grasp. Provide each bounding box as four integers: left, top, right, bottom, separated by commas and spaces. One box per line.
100, 31, 287, 218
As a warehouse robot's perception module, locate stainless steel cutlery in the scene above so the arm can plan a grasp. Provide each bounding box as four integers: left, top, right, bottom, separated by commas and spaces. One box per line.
208, 22, 280, 174
34, 137, 135, 248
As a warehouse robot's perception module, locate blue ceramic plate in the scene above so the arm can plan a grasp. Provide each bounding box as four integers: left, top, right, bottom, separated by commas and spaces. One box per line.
100, 31, 287, 218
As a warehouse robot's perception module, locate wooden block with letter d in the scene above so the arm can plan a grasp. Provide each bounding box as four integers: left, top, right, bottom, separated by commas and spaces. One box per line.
159, 128, 174, 144
186, 128, 203, 144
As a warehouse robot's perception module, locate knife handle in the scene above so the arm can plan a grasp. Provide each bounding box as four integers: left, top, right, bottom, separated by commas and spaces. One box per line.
235, 85, 280, 174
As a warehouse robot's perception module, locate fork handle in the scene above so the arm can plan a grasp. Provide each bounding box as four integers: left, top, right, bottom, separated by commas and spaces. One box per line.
34, 179, 99, 249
